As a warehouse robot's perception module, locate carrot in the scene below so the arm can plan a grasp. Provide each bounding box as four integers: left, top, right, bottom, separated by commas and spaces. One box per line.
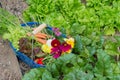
35, 34, 47, 39
36, 33, 48, 37
36, 38, 47, 44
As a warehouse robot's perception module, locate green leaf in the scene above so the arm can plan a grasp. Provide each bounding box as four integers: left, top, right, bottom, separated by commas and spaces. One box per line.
93, 76, 107, 80
62, 66, 76, 75
56, 54, 78, 75
81, 36, 92, 46
73, 35, 83, 54
63, 72, 76, 80
0, 8, 19, 35
57, 53, 75, 63
114, 36, 120, 45
87, 46, 96, 55
80, 47, 90, 58
104, 27, 115, 36
63, 69, 94, 80
94, 49, 113, 77
42, 70, 56, 80
105, 50, 119, 56
22, 68, 46, 80
105, 41, 119, 55
117, 27, 120, 32
112, 63, 120, 74
46, 63, 59, 78
71, 23, 86, 34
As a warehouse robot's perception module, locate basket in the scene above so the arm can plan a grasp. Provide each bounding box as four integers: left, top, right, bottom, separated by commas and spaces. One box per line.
10, 22, 66, 68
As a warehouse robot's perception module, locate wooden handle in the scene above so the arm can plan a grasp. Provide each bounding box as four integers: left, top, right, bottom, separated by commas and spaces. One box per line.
32, 23, 47, 35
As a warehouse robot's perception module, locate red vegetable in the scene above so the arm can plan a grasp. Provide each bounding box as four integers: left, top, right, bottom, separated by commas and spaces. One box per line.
35, 58, 44, 65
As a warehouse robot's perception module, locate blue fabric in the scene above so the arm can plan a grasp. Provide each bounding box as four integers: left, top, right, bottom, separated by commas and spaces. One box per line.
46, 25, 52, 30
21, 22, 39, 27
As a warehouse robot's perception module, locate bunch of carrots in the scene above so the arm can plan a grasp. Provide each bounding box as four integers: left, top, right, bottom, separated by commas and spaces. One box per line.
27, 24, 49, 44
27, 32, 49, 44
34, 32, 48, 44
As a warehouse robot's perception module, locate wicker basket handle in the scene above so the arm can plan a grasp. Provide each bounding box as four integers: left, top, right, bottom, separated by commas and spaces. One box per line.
32, 23, 47, 35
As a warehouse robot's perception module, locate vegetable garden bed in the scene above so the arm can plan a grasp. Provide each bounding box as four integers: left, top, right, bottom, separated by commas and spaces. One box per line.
1, 0, 120, 80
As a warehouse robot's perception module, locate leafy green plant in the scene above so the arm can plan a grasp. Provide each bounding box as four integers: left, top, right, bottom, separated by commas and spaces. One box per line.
0, 8, 20, 35
24, 0, 120, 36
22, 34, 120, 80
22, 0, 120, 79
22, 50, 120, 80
3, 25, 29, 49
0, 8, 30, 49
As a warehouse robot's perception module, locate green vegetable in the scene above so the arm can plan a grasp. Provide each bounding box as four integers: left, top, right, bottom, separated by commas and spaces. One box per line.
3, 25, 28, 49
0, 8, 20, 35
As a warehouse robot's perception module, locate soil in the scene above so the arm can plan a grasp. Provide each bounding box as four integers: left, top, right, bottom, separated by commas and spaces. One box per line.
0, 0, 27, 17
0, 37, 22, 80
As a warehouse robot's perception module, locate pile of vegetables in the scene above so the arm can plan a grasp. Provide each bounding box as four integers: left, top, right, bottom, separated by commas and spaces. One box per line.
0, 8, 45, 63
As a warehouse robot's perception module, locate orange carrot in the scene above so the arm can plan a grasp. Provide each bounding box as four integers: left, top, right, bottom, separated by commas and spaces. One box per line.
36, 38, 47, 44
35, 34, 47, 39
